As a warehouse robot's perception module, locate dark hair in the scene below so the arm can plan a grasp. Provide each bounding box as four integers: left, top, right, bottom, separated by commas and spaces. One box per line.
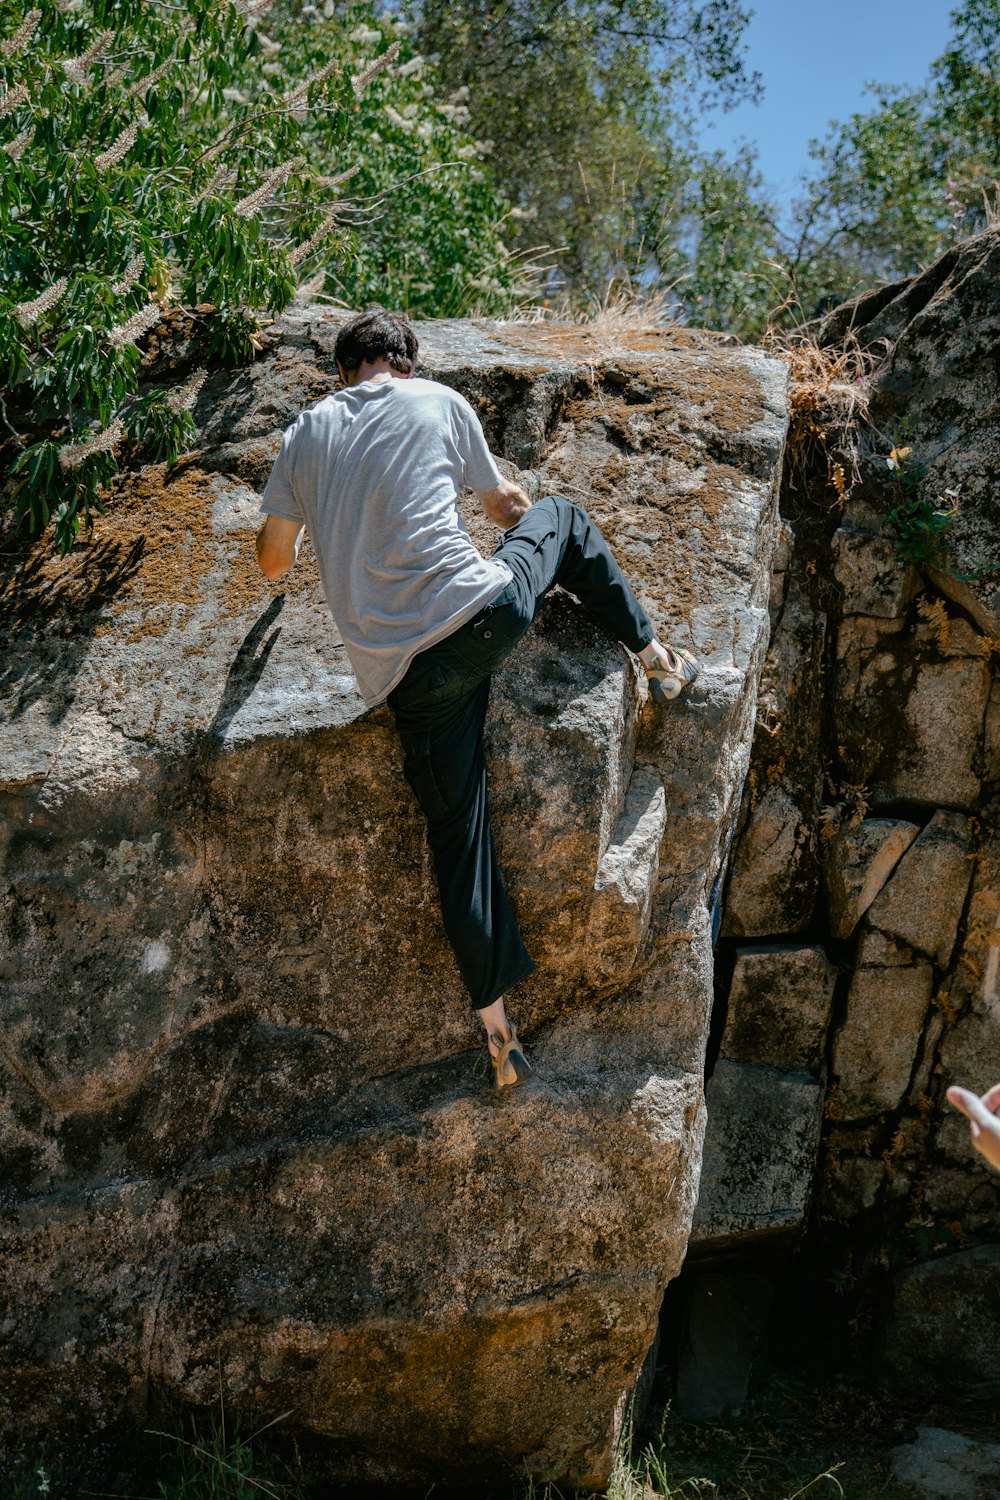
334, 310, 418, 375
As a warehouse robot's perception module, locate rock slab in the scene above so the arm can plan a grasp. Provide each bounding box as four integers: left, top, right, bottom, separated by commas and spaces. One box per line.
890, 1427, 1000, 1500
824, 817, 920, 940
0, 313, 788, 1492
882, 1246, 1000, 1399
691, 1060, 823, 1250
722, 944, 837, 1075
867, 810, 973, 968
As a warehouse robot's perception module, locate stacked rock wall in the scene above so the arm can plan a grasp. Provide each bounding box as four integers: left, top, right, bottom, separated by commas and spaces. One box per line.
699, 228, 1000, 1397
0, 316, 788, 1491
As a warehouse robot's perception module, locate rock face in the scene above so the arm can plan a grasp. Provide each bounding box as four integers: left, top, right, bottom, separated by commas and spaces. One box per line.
832, 930, 935, 1116
890, 1427, 1000, 1500
712, 228, 1000, 1391
866, 810, 973, 969
824, 817, 920, 940
883, 1246, 1000, 1399
721, 945, 837, 1075
822, 228, 1000, 629
691, 1060, 823, 1249
834, 613, 990, 810
723, 560, 826, 937
0, 315, 788, 1490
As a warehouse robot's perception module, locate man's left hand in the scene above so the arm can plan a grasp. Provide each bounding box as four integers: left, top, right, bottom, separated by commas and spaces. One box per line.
476, 479, 531, 530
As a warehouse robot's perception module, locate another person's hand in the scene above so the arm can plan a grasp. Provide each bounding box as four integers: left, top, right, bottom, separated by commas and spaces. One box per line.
946, 1083, 1000, 1172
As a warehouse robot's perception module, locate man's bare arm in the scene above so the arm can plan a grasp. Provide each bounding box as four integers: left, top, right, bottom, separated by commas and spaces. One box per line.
256, 515, 305, 580
475, 478, 531, 530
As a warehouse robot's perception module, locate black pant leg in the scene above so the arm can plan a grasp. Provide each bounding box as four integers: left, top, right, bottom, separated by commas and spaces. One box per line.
495, 495, 654, 654
390, 643, 536, 1010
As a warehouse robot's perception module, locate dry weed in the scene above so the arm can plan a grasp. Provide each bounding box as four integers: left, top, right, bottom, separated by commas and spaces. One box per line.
916, 593, 951, 648
577, 284, 685, 340
762, 330, 885, 501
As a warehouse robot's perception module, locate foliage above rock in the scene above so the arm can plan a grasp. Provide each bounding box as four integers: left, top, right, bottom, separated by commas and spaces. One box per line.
399, 0, 764, 310
0, 0, 517, 553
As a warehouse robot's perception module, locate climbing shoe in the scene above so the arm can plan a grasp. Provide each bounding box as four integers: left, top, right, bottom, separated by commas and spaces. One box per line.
489, 1025, 533, 1092
644, 644, 700, 705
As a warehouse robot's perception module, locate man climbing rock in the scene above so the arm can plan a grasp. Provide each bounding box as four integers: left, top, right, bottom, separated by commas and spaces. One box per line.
255, 310, 698, 1090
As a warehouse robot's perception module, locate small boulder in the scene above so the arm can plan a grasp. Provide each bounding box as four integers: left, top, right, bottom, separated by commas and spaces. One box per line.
722, 945, 837, 1075
887, 653, 991, 810
691, 1060, 823, 1249
867, 810, 973, 968
824, 817, 920, 940
833, 618, 989, 812
882, 1245, 1000, 1398
890, 1427, 1000, 1500
832, 947, 934, 1116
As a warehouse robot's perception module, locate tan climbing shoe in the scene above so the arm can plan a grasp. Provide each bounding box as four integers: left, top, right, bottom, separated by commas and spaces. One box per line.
644, 644, 699, 705
489, 1025, 533, 1092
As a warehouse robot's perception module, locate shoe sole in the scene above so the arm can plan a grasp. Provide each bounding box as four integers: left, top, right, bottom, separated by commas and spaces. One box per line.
647, 651, 700, 705
492, 1047, 534, 1091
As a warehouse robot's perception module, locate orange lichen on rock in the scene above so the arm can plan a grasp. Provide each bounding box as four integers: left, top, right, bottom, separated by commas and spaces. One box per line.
74, 459, 316, 641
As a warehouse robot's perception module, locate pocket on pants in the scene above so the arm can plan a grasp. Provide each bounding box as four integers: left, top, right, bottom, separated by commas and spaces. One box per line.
389, 659, 447, 713
398, 727, 452, 823
449, 586, 528, 670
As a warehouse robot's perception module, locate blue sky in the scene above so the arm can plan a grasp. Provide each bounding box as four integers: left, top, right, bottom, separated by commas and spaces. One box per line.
697, 0, 958, 205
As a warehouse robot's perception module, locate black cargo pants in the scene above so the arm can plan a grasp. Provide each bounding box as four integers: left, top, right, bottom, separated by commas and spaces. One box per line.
386, 495, 655, 1010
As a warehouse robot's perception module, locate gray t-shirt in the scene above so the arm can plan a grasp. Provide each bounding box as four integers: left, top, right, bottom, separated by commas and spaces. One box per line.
260, 376, 511, 705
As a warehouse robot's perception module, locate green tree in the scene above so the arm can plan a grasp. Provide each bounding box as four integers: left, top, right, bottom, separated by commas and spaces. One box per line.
0, 0, 517, 553
236, 1, 520, 315
1, 0, 303, 551
676, 145, 785, 339
931, 0, 1000, 227
397, 0, 762, 299
672, 0, 1000, 337
777, 0, 1000, 314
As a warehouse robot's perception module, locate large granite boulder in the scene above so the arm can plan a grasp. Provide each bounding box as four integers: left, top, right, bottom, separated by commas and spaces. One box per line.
0, 314, 787, 1491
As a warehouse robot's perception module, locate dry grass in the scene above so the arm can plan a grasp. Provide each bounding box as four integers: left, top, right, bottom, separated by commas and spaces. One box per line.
761, 329, 885, 502
574, 284, 685, 339
499, 281, 686, 338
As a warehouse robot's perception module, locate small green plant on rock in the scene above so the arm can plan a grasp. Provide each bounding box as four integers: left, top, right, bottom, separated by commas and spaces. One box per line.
7, 1465, 52, 1500
148, 1408, 299, 1499
884, 442, 959, 566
